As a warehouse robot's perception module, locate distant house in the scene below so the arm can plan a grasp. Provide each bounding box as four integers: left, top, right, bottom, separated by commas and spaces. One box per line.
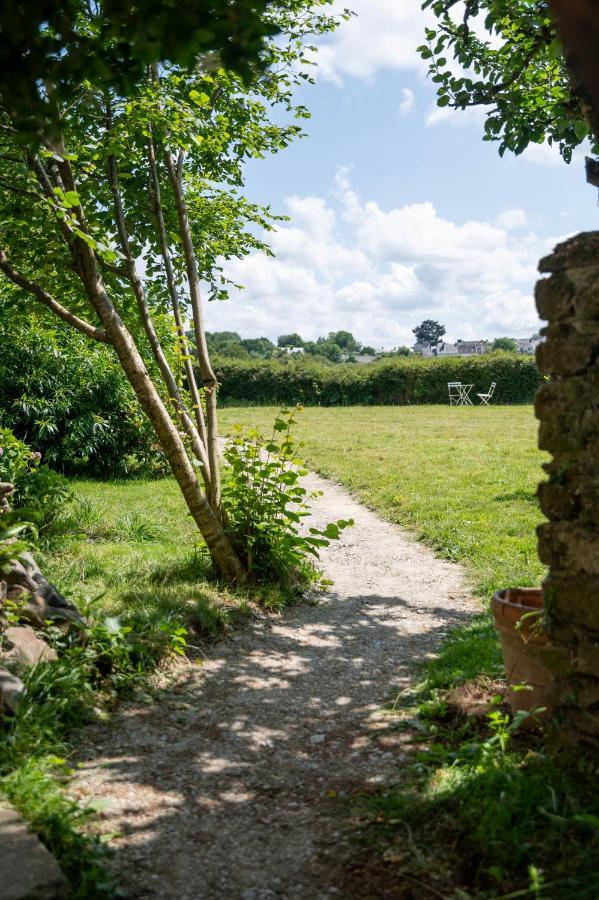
414, 333, 542, 358
283, 346, 305, 355
456, 340, 489, 355
418, 339, 489, 358
413, 341, 431, 355
515, 334, 543, 354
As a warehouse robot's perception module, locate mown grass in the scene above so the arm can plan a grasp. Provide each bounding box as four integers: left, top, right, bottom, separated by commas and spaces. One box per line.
220, 406, 599, 898
43, 477, 257, 639
220, 405, 546, 597
1, 477, 269, 898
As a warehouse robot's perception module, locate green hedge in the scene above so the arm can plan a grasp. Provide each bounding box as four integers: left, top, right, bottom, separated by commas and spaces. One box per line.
214, 353, 542, 406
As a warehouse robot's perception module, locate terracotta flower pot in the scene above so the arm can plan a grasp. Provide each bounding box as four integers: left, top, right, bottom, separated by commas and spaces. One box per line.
491, 588, 553, 727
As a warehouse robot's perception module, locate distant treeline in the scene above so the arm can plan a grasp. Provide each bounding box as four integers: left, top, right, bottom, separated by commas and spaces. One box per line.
214, 354, 542, 406
202, 329, 406, 363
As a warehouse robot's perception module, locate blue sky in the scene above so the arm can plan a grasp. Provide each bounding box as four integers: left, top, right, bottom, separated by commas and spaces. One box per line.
205, 0, 598, 349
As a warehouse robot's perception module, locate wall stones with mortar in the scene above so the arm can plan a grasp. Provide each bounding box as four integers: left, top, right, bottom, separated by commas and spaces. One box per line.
535, 231, 599, 747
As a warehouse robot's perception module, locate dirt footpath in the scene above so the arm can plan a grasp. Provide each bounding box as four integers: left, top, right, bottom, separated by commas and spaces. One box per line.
71, 472, 476, 899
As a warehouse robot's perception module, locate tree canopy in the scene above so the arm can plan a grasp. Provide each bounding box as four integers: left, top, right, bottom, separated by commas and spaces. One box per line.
278, 333, 305, 348
0, 0, 307, 138
0, 0, 343, 580
418, 0, 597, 163
413, 319, 446, 345
492, 337, 519, 352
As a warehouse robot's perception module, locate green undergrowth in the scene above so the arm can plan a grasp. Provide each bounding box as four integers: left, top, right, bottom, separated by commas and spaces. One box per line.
1, 475, 293, 897
221, 406, 598, 897
352, 626, 599, 899
220, 405, 546, 598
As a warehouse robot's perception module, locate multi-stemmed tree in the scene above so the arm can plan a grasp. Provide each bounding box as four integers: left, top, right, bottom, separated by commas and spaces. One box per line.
0, 0, 343, 582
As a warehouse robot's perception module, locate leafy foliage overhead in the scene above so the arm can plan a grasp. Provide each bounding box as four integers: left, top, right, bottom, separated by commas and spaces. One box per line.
0, 0, 305, 137
418, 0, 597, 162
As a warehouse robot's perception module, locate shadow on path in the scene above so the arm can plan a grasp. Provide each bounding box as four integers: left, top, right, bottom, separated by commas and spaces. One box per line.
72, 473, 477, 900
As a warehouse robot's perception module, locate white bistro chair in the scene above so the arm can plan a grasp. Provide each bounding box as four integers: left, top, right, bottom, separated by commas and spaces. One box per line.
448, 382, 462, 406
477, 382, 497, 405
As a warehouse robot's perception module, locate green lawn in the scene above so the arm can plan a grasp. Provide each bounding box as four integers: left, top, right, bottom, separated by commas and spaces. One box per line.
221, 408, 599, 898
42, 477, 253, 642
220, 405, 546, 598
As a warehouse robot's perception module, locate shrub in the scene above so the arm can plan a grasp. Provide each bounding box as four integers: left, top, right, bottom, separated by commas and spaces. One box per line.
223, 408, 352, 587
0, 306, 167, 478
214, 353, 542, 406
0, 427, 72, 530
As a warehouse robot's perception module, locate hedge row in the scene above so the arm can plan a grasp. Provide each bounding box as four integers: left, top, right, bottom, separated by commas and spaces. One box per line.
214, 354, 542, 406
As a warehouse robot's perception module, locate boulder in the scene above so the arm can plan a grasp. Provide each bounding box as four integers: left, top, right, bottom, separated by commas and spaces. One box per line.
0, 668, 25, 714
4, 554, 84, 630
0, 481, 14, 515
1, 626, 57, 671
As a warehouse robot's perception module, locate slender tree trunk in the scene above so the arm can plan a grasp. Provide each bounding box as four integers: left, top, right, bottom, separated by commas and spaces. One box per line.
22, 148, 245, 583
79, 251, 244, 583
146, 136, 211, 463
105, 111, 212, 487
165, 151, 222, 516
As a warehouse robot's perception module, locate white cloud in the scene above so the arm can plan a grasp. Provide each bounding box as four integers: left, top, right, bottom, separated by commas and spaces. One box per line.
206, 171, 561, 347
268, 195, 369, 278
316, 0, 430, 83
520, 139, 589, 168
496, 209, 528, 229
521, 141, 564, 168
425, 103, 486, 128
399, 88, 415, 116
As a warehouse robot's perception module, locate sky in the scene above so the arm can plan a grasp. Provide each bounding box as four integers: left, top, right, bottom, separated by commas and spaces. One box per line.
204, 0, 598, 350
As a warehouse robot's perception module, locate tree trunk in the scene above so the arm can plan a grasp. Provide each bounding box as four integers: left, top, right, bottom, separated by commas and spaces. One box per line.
83, 257, 244, 583
535, 232, 599, 748
165, 152, 223, 516
27, 149, 245, 584
549, 1, 599, 142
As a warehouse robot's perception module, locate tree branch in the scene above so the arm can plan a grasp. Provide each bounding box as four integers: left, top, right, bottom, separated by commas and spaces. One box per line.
165, 149, 222, 514
105, 97, 212, 480
0, 248, 112, 343
147, 135, 210, 458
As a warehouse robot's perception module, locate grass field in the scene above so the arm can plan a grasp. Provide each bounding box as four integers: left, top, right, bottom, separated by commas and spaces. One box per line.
42, 478, 257, 640
220, 405, 547, 599
222, 408, 599, 898
12, 405, 596, 899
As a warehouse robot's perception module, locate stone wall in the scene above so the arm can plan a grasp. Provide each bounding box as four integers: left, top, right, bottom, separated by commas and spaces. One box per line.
535, 231, 599, 748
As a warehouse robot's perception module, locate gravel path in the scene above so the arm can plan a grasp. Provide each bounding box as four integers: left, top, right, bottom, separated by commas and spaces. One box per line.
72, 472, 476, 899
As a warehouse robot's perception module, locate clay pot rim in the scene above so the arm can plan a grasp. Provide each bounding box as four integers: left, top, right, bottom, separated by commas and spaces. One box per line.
492, 588, 546, 644
492, 587, 544, 614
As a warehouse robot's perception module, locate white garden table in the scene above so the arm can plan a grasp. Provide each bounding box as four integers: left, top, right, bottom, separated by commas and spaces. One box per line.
458, 384, 474, 405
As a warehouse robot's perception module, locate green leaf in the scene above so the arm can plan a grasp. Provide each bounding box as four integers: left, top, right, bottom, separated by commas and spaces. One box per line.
189, 90, 210, 107
64, 190, 80, 207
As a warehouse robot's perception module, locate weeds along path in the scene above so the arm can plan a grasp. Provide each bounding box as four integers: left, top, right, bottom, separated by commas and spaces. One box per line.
72, 472, 476, 899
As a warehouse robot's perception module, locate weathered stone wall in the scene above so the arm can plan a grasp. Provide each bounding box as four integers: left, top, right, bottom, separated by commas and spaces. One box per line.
535, 231, 599, 748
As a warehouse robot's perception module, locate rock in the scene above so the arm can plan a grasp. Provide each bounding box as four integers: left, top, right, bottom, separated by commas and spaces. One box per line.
1, 626, 57, 671
0, 482, 14, 515
310, 734, 326, 745
5, 555, 84, 630
0, 668, 25, 714
0, 804, 67, 899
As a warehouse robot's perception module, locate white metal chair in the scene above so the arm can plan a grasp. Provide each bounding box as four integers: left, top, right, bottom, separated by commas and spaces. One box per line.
477, 382, 497, 405
448, 382, 462, 405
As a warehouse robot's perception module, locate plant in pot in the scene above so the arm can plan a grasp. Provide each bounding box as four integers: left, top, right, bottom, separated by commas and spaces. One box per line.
491, 587, 553, 728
